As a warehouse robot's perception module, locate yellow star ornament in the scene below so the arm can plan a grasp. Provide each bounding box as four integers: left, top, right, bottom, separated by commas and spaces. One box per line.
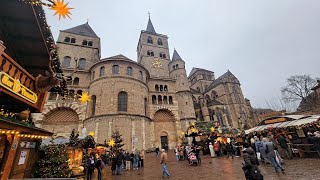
79, 91, 90, 104
89, 131, 95, 137
191, 122, 196, 126
210, 127, 215, 132
108, 139, 115, 147
50, 0, 73, 20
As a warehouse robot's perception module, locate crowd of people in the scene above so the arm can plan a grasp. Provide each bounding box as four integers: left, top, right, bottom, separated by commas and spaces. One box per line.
86, 149, 145, 179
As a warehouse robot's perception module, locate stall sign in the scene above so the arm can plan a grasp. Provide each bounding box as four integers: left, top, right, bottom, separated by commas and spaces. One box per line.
0, 72, 38, 104
264, 117, 286, 124
19, 141, 36, 148
18, 150, 27, 165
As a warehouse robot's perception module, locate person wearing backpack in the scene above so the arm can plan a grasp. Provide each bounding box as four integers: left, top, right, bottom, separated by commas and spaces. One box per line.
242, 142, 263, 180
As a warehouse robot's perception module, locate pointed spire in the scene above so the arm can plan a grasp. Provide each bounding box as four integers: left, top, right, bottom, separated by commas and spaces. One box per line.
146, 13, 156, 33
172, 49, 182, 61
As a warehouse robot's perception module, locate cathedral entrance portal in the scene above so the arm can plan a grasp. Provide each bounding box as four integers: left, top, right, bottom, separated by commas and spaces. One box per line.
153, 109, 177, 150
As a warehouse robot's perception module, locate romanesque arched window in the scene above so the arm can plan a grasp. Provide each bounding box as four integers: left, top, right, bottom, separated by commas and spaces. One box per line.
91, 95, 96, 116
211, 91, 218, 99
158, 38, 163, 45
82, 40, 88, 46
192, 96, 197, 103
158, 95, 162, 104
73, 77, 79, 85
160, 52, 166, 59
160, 85, 163, 91
100, 66, 105, 77
78, 58, 86, 70
205, 94, 210, 101
164, 85, 168, 91
163, 96, 168, 104
169, 96, 173, 104
147, 50, 154, 56
71, 38, 76, 43
147, 36, 153, 44
118, 91, 128, 112
112, 65, 119, 74
64, 37, 70, 42
127, 67, 133, 76
138, 71, 143, 80
152, 95, 157, 104
63, 56, 71, 68
155, 85, 159, 91
92, 71, 95, 80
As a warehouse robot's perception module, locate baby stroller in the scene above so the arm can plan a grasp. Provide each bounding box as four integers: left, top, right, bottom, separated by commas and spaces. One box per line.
188, 152, 199, 166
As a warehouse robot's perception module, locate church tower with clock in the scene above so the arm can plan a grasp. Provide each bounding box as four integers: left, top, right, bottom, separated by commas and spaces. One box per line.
137, 17, 171, 78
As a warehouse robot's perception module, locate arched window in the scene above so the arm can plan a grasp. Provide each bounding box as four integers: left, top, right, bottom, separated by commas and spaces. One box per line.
112, 65, 119, 74
88, 41, 93, 46
169, 96, 173, 104
173, 65, 176, 70
82, 40, 88, 46
48, 92, 58, 100
211, 91, 218, 99
69, 90, 75, 98
138, 71, 143, 80
196, 87, 200, 92
164, 85, 168, 91
176, 64, 179, 68
158, 95, 162, 104
127, 67, 133, 76
147, 50, 154, 56
77, 90, 82, 96
144, 98, 148, 116
64, 37, 70, 42
73, 77, 79, 85
160, 85, 163, 91
147, 36, 153, 44
100, 66, 105, 77
163, 96, 168, 104
152, 95, 157, 104
192, 96, 197, 103
155, 85, 159, 91
91, 95, 96, 116
157, 38, 163, 45
71, 38, 76, 43
78, 58, 86, 70
62, 56, 71, 68
160, 52, 166, 59
92, 71, 95, 80
205, 94, 210, 101
118, 91, 128, 112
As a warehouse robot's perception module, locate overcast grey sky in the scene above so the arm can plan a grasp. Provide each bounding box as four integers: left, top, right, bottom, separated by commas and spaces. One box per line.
45, 0, 320, 109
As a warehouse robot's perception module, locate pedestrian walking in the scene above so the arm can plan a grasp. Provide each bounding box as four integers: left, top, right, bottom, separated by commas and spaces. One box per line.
242, 143, 263, 180
133, 150, 140, 170
155, 147, 160, 157
277, 134, 293, 159
125, 152, 131, 170
209, 142, 216, 157
160, 149, 170, 178
213, 141, 220, 156
175, 146, 180, 160
116, 151, 124, 175
86, 155, 95, 180
95, 156, 104, 180
111, 154, 117, 175
226, 142, 234, 159
140, 149, 145, 167
263, 137, 285, 173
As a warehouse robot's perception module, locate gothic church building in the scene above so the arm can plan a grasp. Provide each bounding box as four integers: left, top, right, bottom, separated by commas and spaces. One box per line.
33, 18, 254, 150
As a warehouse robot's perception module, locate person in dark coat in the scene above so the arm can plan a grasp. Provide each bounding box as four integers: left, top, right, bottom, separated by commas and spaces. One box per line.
86, 155, 95, 180
111, 155, 117, 175
242, 143, 263, 180
155, 147, 160, 157
95, 157, 103, 180
226, 142, 234, 159
116, 151, 124, 175
277, 134, 293, 159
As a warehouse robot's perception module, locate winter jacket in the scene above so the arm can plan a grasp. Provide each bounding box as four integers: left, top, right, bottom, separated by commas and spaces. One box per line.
263, 142, 276, 159
277, 136, 289, 148
243, 147, 259, 167
255, 141, 263, 153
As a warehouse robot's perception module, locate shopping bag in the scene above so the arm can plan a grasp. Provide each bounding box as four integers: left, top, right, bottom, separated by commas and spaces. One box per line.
256, 152, 261, 160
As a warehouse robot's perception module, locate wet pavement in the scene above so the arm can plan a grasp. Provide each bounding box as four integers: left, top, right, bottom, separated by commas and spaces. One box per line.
88, 152, 320, 180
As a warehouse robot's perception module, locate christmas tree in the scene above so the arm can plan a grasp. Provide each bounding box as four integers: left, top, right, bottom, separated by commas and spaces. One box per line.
81, 135, 96, 167
33, 142, 71, 178
69, 129, 80, 147
108, 130, 124, 154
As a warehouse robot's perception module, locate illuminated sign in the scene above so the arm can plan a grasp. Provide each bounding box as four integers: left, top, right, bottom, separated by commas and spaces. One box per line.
0, 72, 38, 104
264, 117, 286, 124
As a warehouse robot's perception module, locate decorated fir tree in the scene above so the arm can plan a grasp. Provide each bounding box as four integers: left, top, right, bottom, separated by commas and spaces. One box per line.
108, 130, 124, 154
69, 129, 80, 147
81, 135, 96, 167
33, 142, 71, 178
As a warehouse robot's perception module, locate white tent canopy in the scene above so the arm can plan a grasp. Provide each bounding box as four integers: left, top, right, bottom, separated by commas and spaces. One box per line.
245, 115, 320, 134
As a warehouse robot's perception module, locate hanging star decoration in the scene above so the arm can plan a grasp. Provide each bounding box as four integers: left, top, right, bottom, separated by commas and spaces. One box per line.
50, 0, 73, 20
108, 139, 115, 147
191, 122, 196, 126
89, 131, 95, 137
79, 91, 90, 104
210, 127, 215, 132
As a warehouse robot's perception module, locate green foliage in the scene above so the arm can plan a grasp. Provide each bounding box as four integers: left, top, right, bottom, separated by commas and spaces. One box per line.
81, 135, 95, 149
69, 129, 80, 147
108, 130, 124, 154
32, 143, 71, 178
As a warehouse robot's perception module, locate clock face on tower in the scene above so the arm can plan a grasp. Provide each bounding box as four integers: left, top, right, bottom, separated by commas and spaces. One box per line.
152, 58, 162, 68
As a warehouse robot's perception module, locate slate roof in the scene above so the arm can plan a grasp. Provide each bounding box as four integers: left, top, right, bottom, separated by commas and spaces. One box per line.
62, 22, 98, 38
146, 18, 156, 33
205, 70, 240, 93
102, 54, 132, 61
189, 67, 213, 77
172, 49, 182, 61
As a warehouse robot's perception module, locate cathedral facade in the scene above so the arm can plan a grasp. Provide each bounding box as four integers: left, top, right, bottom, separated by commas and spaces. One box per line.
33, 19, 254, 150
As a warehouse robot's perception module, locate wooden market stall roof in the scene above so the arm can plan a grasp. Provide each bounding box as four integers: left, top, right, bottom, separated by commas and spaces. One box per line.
0, 0, 53, 77
0, 118, 53, 136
